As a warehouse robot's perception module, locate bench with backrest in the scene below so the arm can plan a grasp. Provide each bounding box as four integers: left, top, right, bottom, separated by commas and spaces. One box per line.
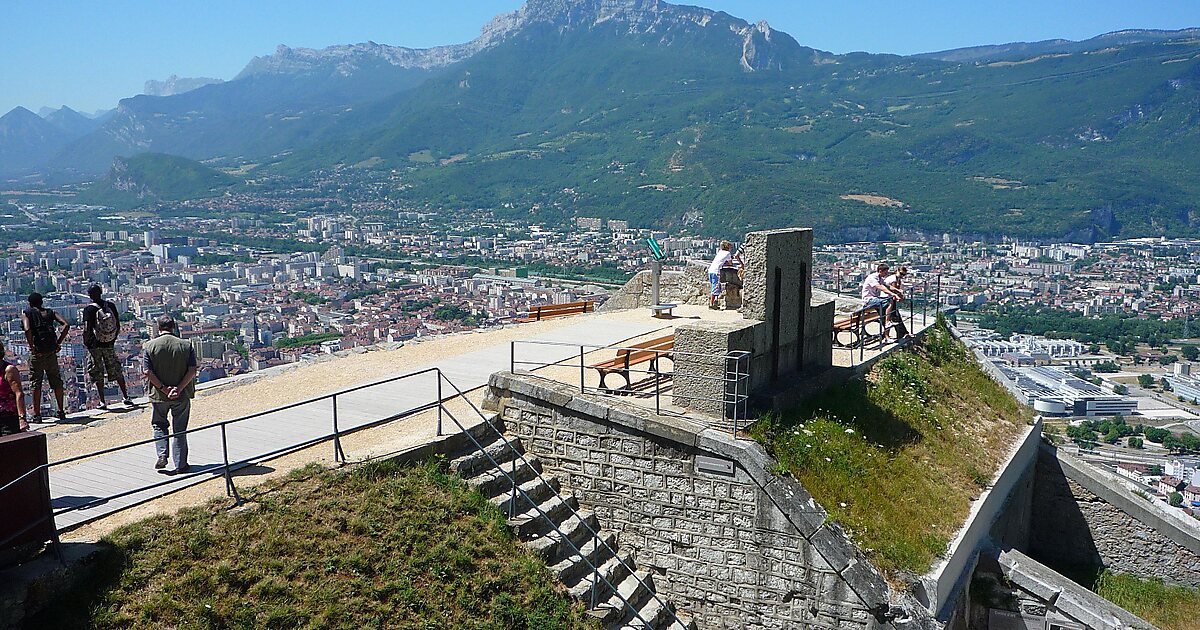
832, 308, 886, 348
592, 334, 675, 391
516, 300, 594, 323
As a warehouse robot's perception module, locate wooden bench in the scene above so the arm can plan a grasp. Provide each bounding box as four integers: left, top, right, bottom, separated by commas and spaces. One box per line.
592, 334, 675, 391
832, 308, 883, 348
833, 308, 905, 348
517, 300, 594, 323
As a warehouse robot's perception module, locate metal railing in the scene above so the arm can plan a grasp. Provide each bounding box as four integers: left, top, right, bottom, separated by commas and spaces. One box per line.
509, 339, 753, 435
0, 367, 448, 550
436, 375, 687, 629
0, 367, 686, 628
828, 271, 944, 366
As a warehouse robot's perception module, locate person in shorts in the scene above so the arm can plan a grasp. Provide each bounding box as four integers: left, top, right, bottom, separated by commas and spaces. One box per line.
707, 240, 742, 309
0, 341, 28, 436
82, 284, 134, 409
21, 292, 69, 422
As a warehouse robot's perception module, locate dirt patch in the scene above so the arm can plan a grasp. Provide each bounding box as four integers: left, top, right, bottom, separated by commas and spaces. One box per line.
840, 193, 906, 208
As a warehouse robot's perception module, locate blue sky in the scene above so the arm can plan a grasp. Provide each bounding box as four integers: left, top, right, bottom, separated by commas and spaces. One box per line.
3, 0, 1199, 114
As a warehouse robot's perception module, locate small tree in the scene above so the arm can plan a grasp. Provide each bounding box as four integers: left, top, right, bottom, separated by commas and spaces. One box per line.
1128, 437, 1144, 449
1170, 492, 1184, 508
1162, 377, 1174, 392
1149, 464, 1165, 476
1184, 345, 1199, 361
1113, 384, 1129, 395
1138, 374, 1156, 388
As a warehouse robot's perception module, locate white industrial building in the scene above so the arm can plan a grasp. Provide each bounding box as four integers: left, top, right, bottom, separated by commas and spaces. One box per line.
1003, 366, 1137, 417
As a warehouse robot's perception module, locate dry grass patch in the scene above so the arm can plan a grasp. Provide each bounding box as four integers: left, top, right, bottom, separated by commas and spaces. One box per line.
31, 460, 597, 630
751, 322, 1030, 576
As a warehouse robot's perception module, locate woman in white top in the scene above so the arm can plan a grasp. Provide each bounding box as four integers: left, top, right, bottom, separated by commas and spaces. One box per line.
707, 241, 741, 309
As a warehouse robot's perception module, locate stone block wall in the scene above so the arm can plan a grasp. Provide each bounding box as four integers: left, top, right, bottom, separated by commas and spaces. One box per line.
1029, 445, 1200, 587
485, 372, 908, 630
599, 266, 710, 311
672, 320, 763, 417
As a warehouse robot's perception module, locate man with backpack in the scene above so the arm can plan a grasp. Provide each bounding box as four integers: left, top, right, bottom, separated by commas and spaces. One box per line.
21, 292, 69, 422
82, 284, 134, 410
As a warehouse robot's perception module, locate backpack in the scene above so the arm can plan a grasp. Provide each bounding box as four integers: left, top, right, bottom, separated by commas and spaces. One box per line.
94, 302, 120, 344
25, 308, 58, 353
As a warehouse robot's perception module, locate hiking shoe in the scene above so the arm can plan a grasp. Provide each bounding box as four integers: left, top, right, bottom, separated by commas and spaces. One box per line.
57, 410, 67, 422
30, 414, 43, 424
97, 402, 108, 411
155, 456, 168, 470
122, 398, 135, 407
175, 464, 191, 474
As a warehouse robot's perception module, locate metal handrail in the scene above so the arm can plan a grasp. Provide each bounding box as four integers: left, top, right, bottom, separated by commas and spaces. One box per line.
1, 365, 689, 626
510, 339, 752, 435
0, 367, 446, 548
438, 374, 686, 629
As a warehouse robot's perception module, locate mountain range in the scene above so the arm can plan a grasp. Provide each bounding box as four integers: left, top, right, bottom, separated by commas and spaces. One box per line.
4, 0, 1200, 241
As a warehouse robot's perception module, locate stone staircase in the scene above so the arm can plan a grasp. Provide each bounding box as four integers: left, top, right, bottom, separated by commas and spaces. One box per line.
449, 424, 695, 630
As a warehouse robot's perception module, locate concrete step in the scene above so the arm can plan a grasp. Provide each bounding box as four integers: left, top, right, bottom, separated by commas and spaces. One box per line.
486, 475, 561, 516
567, 550, 635, 602
551, 530, 618, 587
589, 569, 654, 626
611, 596, 683, 630
509, 493, 579, 539
526, 509, 601, 562
448, 435, 524, 479
468, 457, 542, 498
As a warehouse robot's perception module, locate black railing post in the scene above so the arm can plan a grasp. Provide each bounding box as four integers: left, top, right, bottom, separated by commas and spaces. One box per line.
510, 341, 515, 373
654, 350, 661, 416
579, 346, 586, 394
332, 394, 346, 464
922, 279, 928, 325
221, 424, 242, 504
936, 274, 942, 319
437, 372, 443, 437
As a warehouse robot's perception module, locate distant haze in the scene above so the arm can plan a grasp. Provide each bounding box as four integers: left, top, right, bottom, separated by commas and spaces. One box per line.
2, 0, 1199, 113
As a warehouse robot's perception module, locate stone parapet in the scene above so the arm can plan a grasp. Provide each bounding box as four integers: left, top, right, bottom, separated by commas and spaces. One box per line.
599, 266, 710, 312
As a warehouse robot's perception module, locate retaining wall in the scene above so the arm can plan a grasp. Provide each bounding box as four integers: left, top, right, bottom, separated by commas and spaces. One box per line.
483, 371, 918, 630
1029, 445, 1200, 587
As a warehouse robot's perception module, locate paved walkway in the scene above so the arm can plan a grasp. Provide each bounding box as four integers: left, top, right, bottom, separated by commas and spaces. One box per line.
48, 318, 669, 530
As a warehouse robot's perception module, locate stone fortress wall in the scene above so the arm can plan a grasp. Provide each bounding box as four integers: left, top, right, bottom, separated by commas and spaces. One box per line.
484, 372, 901, 630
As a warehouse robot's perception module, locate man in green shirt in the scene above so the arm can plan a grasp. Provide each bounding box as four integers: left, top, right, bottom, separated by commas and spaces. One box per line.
143, 315, 198, 473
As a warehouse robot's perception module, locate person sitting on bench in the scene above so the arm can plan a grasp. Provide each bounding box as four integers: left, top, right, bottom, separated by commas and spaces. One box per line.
861, 263, 902, 323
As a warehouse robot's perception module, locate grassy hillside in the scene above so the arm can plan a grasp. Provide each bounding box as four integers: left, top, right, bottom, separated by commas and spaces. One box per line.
751, 322, 1030, 575
79, 153, 237, 209
31, 461, 597, 629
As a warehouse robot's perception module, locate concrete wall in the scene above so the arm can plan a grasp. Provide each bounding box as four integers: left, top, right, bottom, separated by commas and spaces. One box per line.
670, 229, 835, 415
1029, 445, 1200, 587
920, 419, 1042, 622
485, 372, 911, 630
599, 266, 710, 311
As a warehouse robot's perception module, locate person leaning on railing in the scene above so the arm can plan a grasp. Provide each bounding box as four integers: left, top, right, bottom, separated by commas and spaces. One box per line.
0, 341, 28, 435
143, 315, 199, 474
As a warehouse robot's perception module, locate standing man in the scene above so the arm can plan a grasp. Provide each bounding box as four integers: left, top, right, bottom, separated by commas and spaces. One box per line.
82, 284, 133, 409
0, 341, 28, 435
143, 315, 197, 473
22, 292, 69, 422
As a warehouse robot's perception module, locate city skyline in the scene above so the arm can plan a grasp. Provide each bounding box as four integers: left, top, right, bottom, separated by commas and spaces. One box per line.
3, 0, 1199, 113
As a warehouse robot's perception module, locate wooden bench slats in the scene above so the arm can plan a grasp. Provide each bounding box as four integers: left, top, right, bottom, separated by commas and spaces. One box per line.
592, 334, 675, 390
516, 300, 594, 323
